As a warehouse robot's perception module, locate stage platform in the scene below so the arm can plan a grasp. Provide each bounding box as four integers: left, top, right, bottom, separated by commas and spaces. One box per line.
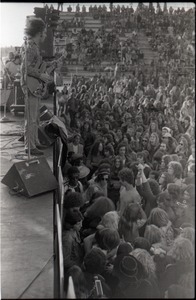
0, 98, 54, 298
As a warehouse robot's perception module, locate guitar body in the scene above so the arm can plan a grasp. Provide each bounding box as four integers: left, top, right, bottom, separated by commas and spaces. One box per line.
27, 75, 54, 98
26, 53, 65, 98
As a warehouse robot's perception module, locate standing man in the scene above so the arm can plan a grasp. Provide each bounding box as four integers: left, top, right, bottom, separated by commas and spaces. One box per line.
20, 17, 51, 155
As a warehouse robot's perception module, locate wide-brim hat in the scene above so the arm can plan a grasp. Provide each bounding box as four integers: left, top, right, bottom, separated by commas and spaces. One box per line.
78, 165, 90, 179
113, 254, 145, 282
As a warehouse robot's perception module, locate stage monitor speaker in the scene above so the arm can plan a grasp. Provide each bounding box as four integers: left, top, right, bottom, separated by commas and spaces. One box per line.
1, 157, 58, 197
40, 105, 54, 121
38, 123, 56, 146
18, 123, 56, 145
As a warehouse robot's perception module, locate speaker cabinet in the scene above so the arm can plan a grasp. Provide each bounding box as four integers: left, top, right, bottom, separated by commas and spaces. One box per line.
1, 157, 58, 197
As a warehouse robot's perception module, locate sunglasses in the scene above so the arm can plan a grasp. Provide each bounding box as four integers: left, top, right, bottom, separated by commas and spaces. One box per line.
101, 177, 109, 181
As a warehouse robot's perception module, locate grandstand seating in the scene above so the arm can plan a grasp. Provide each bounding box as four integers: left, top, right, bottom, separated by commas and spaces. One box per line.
54, 12, 159, 82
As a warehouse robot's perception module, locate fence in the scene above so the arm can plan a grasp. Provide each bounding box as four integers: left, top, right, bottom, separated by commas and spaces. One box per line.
53, 135, 66, 298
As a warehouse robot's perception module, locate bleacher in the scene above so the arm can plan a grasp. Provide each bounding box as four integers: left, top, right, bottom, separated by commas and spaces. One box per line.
54, 11, 159, 82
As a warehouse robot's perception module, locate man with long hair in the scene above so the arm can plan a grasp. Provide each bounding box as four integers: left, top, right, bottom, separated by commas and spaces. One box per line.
20, 17, 51, 155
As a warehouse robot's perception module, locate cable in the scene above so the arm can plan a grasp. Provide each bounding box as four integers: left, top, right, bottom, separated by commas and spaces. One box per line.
0, 137, 21, 150
17, 254, 54, 299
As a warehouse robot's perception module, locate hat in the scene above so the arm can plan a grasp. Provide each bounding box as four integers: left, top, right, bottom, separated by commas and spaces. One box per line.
77, 165, 90, 179
97, 166, 110, 176
63, 192, 84, 209
114, 254, 145, 282
162, 127, 171, 134
162, 132, 172, 138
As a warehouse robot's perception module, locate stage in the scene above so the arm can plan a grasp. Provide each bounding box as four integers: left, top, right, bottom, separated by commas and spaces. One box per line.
0, 102, 54, 298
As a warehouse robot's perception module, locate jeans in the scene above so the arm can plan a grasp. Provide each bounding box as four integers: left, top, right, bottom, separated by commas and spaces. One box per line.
24, 91, 40, 150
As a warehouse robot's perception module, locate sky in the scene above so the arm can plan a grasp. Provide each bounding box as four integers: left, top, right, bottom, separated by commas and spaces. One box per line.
0, 2, 195, 47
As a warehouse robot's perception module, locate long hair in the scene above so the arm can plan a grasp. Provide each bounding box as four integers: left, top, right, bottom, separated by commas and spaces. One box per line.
131, 248, 157, 280
24, 17, 45, 37
167, 237, 194, 264
159, 172, 174, 191
118, 203, 142, 235
180, 227, 195, 246
97, 211, 119, 231
85, 196, 115, 219
89, 139, 104, 156
147, 207, 170, 228
144, 224, 162, 245
147, 132, 160, 151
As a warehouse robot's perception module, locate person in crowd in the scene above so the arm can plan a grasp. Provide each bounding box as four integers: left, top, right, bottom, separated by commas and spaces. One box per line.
160, 154, 172, 172
84, 166, 110, 203
67, 133, 84, 156
111, 254, 154, 298
158, 172, 174, 191
62, 192, 84, 273
86, 139, 105, 175
82, 247, 111, 298
131, 248, 161, 297
97, 211, 119, 231
64, 265, 88, 298
116, 142, 131, 167
167, 160, 185, 186
80, 121, 96, 157
5, 54, 21, 82
82, 196, 115, 238
136, 163, 160, 217
108, 155, 123, 208
159, 237, 194, 296
161, 132, 177, 154
143, 207, 175, 249
117, 167, 141, 216
64, 166, 84, 194
147, 132, 160, 162
54, 6, 195, 298
118, 203, 147, 244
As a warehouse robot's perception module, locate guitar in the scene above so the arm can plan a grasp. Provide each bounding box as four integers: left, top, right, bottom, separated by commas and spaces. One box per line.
27, 51, 66, 98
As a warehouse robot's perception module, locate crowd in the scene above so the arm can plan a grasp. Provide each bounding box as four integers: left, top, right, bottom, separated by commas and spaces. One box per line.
2, 5, 195, 297
54, 5, 195, 298
55, 27, 143, 71
55, 5, 195, 293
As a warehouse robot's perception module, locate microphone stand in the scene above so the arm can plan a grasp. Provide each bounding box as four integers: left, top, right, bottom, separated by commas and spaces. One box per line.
23, 36, 31, 161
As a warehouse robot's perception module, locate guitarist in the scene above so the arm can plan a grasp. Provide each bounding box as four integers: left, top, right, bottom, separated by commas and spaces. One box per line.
20, 17, 55, 156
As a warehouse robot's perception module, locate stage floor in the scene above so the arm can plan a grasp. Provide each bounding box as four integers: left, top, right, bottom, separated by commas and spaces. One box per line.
0, 99, 54, 298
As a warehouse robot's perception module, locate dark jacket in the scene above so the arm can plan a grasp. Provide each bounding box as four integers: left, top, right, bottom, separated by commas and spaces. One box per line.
62, 228, 84, 273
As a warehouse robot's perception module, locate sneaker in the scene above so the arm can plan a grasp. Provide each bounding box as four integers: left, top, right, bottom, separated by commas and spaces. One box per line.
25, 148, 44, 156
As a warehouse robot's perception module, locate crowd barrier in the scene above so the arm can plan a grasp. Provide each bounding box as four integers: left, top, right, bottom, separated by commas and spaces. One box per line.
53, 135, 65, 298
54, 129, 76, 298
